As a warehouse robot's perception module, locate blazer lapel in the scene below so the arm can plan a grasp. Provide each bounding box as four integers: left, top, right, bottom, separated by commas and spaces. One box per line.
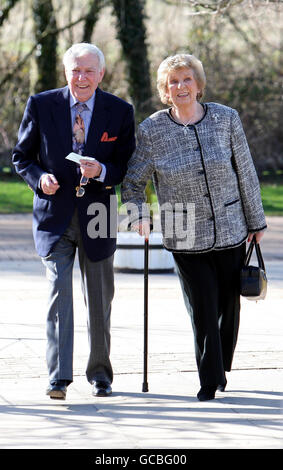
51, 86, 73, 157
85, 88, 110, 159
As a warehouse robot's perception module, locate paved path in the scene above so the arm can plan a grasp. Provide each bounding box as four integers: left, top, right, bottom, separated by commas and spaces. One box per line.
0, 214, 282, 454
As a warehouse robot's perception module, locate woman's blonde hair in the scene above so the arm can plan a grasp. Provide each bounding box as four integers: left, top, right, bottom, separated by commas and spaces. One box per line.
157, 54, 206, 105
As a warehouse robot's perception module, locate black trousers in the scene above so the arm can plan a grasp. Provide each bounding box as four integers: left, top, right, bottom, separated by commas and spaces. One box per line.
173, 243, 246, 388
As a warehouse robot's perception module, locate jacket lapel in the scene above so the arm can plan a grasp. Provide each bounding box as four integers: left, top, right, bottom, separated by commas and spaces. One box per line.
85, 88, 110, 158
51, 87, 110, 159
51, 86, 73, 157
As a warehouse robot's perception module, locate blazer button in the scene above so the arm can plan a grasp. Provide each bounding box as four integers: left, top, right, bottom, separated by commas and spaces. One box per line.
209, 216, 214, 221
198, 169, 204, 175
204, 193, 209, 197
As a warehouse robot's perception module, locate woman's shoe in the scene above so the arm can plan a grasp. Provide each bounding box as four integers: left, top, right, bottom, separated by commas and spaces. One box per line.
217, 377, 227, 392
197, 386, 217, 401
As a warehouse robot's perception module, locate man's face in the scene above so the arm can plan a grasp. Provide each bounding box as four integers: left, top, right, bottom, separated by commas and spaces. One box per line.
65, 53, 105, 102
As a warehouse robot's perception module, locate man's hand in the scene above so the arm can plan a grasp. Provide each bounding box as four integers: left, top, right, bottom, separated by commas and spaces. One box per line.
80, 159, 102, 179
41, 174, 60, 195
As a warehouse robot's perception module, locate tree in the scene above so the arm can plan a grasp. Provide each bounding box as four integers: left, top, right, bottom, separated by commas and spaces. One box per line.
0, 0, 21, 27
0, 0, 281, 172
111, 0, 153, 121
82, 0, 105, 42
32, 0, 58, 93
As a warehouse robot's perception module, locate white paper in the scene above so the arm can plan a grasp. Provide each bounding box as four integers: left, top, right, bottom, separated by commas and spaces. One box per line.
66, 152, 95, 164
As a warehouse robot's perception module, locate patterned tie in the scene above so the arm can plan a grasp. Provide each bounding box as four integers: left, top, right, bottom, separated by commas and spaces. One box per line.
73, 102, 88, 155
73, 102, 88, 195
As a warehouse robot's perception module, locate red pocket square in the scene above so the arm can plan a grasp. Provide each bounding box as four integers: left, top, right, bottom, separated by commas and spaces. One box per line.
101, 132, 118, 142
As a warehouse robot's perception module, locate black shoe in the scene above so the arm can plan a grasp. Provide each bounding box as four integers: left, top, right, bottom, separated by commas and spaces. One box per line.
217, 383, 227, 392
92, 381, 112, 397
217, 376, 227, 392
197, 386, 217, 401
46, 380, 68, 400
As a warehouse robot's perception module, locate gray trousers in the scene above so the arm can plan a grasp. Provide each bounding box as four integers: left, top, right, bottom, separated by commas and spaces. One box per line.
41, 210, 114, 385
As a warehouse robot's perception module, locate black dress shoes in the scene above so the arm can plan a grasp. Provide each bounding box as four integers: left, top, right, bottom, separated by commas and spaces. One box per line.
197, 386, 217, 401
92, 381, 112, 397
46, 380, 68, 400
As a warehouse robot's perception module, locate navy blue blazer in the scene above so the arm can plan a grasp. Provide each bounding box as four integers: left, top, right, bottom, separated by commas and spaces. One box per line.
12, 86, 136, 261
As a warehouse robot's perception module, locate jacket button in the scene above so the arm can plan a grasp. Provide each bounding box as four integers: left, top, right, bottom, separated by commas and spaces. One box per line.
198, 169, 204, 175
209, 216, 214, 221
204, 193, 209, 197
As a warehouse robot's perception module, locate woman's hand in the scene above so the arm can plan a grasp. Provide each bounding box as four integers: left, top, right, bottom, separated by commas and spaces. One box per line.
132, 220, 151, 240
248, 230, 265, 243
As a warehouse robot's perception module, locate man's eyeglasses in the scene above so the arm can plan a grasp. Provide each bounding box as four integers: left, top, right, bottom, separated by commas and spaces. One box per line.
76, 175, 89, 197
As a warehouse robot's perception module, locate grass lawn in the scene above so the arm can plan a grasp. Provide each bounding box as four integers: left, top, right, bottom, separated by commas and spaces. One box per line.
260, 184, 283, 216
0, 179, 34, 213
0, 177, 283, 216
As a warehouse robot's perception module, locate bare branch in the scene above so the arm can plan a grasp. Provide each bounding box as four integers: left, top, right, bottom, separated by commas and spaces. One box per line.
0, 13, 90, 89
157, 0, 282, 14
0, 0, 20, 27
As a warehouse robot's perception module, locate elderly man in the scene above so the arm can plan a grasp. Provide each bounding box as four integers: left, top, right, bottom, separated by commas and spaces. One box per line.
13, 43, 136, 399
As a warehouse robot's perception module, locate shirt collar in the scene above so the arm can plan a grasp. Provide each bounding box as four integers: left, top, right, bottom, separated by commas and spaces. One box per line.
69, 90, 96, 112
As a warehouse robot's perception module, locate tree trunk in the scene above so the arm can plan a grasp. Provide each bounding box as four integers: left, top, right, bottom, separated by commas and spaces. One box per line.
82, 0, 104, 42
111, 0, 153, 122
32, 0, 58, 93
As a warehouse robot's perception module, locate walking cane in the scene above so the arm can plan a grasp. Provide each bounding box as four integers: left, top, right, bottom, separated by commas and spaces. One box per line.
142, 236, 149, 392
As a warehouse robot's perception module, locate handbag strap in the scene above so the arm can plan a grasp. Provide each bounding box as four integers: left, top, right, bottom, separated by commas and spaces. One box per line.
255, 240, 266, 272
244, 238, 255, 266
244, 237, 265, 271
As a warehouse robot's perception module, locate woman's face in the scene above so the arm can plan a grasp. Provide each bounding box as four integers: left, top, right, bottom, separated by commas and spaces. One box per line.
166, 67, 200, 110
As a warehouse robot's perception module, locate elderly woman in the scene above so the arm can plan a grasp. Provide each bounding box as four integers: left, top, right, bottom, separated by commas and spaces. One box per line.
121, 54, 266, 401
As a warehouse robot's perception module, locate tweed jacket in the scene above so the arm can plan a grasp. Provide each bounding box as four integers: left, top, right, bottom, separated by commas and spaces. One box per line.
121, 102, 267, 253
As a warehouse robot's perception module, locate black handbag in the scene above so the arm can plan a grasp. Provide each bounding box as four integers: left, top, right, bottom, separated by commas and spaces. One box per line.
240, 238, 267, 301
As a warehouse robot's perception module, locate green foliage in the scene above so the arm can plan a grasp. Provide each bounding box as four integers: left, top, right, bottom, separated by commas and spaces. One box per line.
261, 184, 283, 216
1, 178, 282, 216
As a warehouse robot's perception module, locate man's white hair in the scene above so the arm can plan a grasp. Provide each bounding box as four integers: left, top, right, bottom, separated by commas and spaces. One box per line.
63, 43, 105, 71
